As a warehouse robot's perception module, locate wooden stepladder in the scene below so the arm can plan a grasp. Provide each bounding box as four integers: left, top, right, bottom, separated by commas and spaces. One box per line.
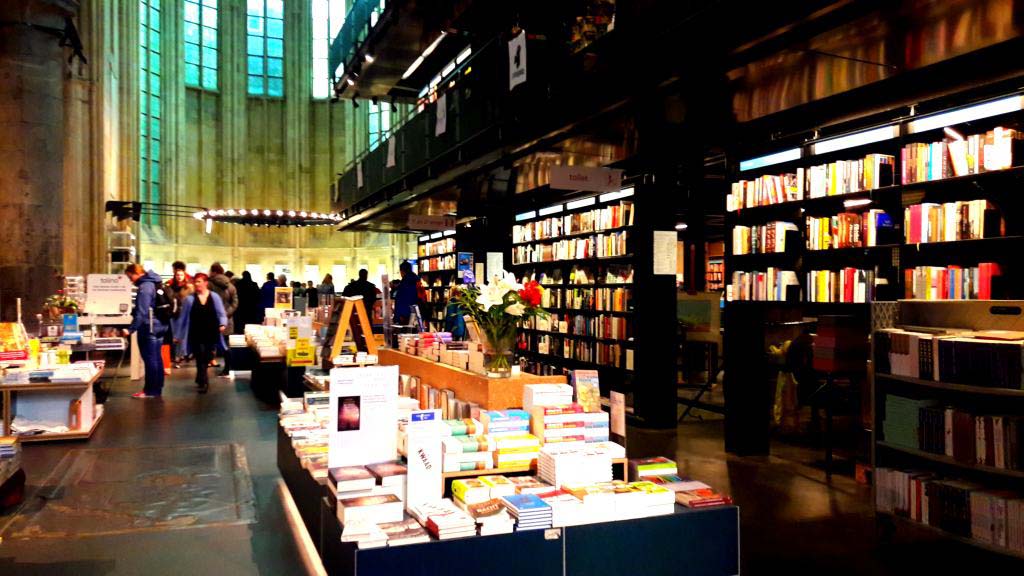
328, 296, 379, 362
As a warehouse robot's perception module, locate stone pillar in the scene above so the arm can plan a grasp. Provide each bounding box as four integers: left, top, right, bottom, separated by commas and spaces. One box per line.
0, 0, 77, 329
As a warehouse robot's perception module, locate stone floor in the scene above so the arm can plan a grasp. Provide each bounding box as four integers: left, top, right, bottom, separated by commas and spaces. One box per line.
1, 366, 1021, 574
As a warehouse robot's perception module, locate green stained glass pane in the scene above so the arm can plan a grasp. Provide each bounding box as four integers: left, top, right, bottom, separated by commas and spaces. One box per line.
203, 0, 217, 7
185, 22, 199, 43
202, 25, 217, 49
150, 7, 160, 27
267, 38, 283, 57
202, 68, 217, 90
267, 57, 282, 78
248, 75, 264, 95
247, 0, 263, 16
151, 162, 160, 183
151, 139, 160, 158
247, 35, 263, 55
140, 137, 147, 159
202, 6, 217, 27
185, 43, 200, 64
139, 2, 147, 24
139, 22, 147, 46
185, 63, 200, 85
267, 18, 283, 39
139, 45, 148, 68
140, 157, 148, 182
184, 1, 200, 23
267, 0, 283, 19
151, 183, 160, 204
268, 77, 283, 97
140, 113, 148, 135
247, 56, 263, 75
202, 46, 216, 68
150, 51, 160, 73
149, 72, 160, 92
151, 118, 161, 139
149, 29, 160, 49
139, 73, 148, 92
150, 95, 160, 117
140, 92, 148, 112
246, 15, 263, 35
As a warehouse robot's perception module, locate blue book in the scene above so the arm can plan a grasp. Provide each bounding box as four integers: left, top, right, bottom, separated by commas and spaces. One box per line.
500, 493, 550, 513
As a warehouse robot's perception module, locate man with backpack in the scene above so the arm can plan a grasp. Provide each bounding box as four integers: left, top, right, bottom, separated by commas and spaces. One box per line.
124, 263, 175, 398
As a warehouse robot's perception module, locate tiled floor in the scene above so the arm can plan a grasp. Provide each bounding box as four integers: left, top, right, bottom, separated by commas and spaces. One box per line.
1, 366, 1021, 574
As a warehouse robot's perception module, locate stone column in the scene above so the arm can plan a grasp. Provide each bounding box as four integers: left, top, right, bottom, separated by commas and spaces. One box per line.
0, 0, 77, 329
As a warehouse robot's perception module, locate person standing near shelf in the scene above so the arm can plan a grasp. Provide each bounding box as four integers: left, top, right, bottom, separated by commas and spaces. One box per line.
394, 261, 420, 325
168, 261, 194, 366
234, 270, 262, 333
124, 264, 170, 399
260, 272, 276, 311
177, 273, 227, 394
444, 286, 467, 340
342, 269, 377, 312
208, 262, 238, 377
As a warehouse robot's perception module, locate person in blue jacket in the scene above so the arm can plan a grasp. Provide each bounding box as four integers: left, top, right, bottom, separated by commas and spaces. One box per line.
124, 264, 170, 398
177, 273, 227, 394
260, 271, 277, 311
394, 261, 420, 325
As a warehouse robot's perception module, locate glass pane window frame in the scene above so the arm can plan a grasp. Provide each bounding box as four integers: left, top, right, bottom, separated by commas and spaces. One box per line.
139, 0, 162, 228
247, 0, 284, 97
184, 0, 218, 91
311, 0, 346, 100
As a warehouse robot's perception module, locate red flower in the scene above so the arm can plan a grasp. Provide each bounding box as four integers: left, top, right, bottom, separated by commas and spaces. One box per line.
518, 281, 542, 307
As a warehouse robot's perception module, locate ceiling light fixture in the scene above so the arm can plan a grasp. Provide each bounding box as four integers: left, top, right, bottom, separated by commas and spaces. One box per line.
401, 32, 446, 79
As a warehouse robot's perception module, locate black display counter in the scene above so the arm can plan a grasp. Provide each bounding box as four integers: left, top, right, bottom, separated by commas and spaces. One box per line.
278, 426, 741, 575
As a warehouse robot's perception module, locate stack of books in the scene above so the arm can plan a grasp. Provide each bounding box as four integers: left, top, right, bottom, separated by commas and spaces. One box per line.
410, 499, 477, 540
538, 488, 588, 526
479, 475, 517, 499
628, 457, 677, 480
337, 493, 405, 526
367, 461, 408, 500
327, 466, 377, 498
452, 479, 492, 506
522, 384, 574, 411
456, 498, 516, 535
491, 433, 541, 468
531, 404, 587, 447
538, 444, 613, 487
340, 519, 388, 549
614, 481, 676, 519
377, 517, 431, 546
442, 421, 493, 472
509, 475, 552, 495
500, 493, 553, 531
482, 410, 532, 436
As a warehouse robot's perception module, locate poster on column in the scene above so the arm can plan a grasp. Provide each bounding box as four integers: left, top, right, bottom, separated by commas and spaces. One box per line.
329, 365, 399, 468
405, 409, 442, 507
386, 137, 396, 168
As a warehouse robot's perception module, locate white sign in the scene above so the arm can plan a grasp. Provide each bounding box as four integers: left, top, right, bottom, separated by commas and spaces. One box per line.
550, 166, 623, 192
356, 161, 364, 188
85, 274, 133, 315
508, 30, 527, 91
329, 365, 399, 468
386, 137, 396, 168
405, 409, 442, 507
407, 214, 455, 231
486, 252, 504, 279
610, 391, 626, 437
435, 92, 447, 136
653, 231, 678, 275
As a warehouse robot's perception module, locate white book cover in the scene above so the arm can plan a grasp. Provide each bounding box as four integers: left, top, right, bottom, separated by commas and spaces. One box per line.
329, 365, 399, 468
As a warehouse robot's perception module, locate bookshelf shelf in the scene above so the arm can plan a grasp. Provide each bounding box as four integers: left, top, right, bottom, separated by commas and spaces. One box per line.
519, 328, 634, 346
535, 283, 634, 288
877, 511, 1024, 562
420, 268, 457, 274
877, 441, 1024, 479
875, 372, 1024, 397
901, 235, 1024, 252
512, 225, 633, 246
511, 255, 635, 266
544, 307, 633, 316
517, 349, 633, 373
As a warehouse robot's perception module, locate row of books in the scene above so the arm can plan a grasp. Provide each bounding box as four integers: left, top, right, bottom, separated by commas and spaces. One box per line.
875, 328, 1024, 390
901, 127, 1021, 184
511, 231, 630, 264
805, 210, 894, 250
512, 201, 635, 244
918, 405, 1023, 470
539, 287, 632, 312
876, 467, 1024, 553
728, 268, 799, 302
530, 404, 611, 445
420, 254, 456, 272
523, 333, 633, 370
806, 268, 876, 303
731, 221, 798, 255
903, 263, 1001, 301
417, 237, 456, 257
525, 313, 631, 342
904, 200, 1001, 244
518, 264, 634, 286
726, 153, 895, 211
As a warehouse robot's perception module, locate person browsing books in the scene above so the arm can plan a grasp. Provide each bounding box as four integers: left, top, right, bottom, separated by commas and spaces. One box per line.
124, 264, 170, 399
177, 273, 227, 394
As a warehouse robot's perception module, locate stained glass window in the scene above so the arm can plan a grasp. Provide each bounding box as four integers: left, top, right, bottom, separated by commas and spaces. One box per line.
311, 0, 345, 99
247, 0, 284, 97
140, 0, 161, 226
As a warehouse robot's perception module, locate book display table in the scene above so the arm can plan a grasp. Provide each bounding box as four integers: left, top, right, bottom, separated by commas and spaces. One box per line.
278, 427, 740, 576
377, 349, 568, 410
0, 370, 104, 442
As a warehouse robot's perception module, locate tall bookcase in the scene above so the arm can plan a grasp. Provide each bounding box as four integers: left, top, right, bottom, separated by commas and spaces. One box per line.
724, 88, 1024, 454
509, 188, 637, 394
872, 300, 1024, 560
417, 231, 459, 332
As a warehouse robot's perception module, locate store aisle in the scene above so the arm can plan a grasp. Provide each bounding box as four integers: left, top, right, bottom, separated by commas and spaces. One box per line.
0, 368, 306, 576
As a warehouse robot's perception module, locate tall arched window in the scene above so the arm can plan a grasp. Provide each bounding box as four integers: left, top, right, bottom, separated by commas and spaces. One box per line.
247, 0, 285, 97
184, 0, 218, 90
140, 0, 161, 226
312, 0, 346, 99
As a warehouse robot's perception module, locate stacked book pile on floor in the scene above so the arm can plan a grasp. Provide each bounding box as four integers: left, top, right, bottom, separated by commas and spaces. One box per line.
876, 467, 1024, 554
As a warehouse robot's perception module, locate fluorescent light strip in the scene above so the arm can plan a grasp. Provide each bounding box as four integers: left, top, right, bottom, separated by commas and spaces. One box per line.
423, 32, 446, 57
599, 187, 634, 203
565, 196, 597, 210
455, 46, 472, 65
441, 61, 456, 78
739, 148, 801, 172
419, 235, 431, 241
430, 232, 443, 239
515, 210, 537, 222
402, 56, 425, 79
811, 125, 899, 155
907, 94, 1024, 134
538, 205, 564, 216
843, 198, 873, 208
442, 229, 456, 237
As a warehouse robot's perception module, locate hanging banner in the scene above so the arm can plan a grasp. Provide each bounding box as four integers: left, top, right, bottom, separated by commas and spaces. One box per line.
435, 92, 447, 136
508, 30, 527, 91
386, 137, 396, 168
550, 165, 623, 192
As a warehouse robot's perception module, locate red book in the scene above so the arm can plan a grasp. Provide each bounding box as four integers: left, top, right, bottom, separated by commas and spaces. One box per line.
979, 262, 1002, 300
844, 268, 854, 303
908, 205, 922, 243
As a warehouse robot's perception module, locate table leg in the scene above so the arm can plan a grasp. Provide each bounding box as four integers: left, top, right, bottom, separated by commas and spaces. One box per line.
3, 390, 11, 436
825, 374, 834, 480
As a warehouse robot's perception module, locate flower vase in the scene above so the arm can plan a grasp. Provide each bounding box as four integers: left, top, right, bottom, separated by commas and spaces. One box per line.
483, 332, 515, 378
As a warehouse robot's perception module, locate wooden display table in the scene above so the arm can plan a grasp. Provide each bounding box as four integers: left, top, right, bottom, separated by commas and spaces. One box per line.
0, 370, 104, 442
378, 349, 567, 410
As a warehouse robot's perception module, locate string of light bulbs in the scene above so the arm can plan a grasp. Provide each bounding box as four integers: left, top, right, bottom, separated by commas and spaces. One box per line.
192, 208, 343, 227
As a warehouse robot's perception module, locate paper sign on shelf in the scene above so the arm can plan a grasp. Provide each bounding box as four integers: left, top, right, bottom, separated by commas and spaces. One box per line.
508, 30, 527, 91
386, 137, 396, 168
549, 166, 623, 193
86, 274, 133, 315
653, 231, 678, 276
328, 365, 399, 468
405, 409, 442, 507
435, 93, 447, 136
